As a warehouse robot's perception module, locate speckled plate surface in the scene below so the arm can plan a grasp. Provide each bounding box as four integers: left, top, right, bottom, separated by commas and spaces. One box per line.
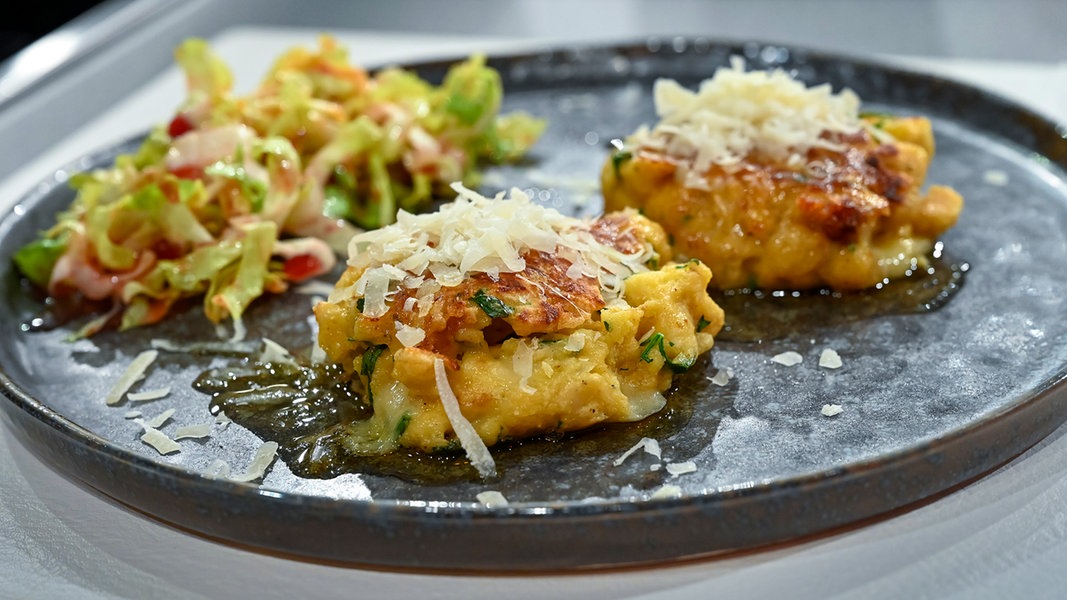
2, 39, 1067, 571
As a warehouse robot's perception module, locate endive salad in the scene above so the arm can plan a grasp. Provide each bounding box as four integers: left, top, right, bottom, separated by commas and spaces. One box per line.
13, 35, 545, 339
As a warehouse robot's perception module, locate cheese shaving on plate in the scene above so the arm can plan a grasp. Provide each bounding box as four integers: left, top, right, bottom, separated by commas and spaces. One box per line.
708, 367, 733, 387
613, 437, 662, 466
205, 459, 232, 479
174, 423, 213, 440
819, 348, 843, 369
144, 408, 175, 429
133, 412, 179, 455
771, 351, 803, 366
260, 338, 298, 366
139, 427, 181, 455
127, 387, 171, 402
105, 349, 159, 405
230, 441, 279, 482
476, 490, 509, 507
666, 461, 697, 477
651, 484, 683, 499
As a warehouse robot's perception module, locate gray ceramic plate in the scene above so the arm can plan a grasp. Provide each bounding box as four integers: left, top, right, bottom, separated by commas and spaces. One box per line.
2, 38, 1067, 571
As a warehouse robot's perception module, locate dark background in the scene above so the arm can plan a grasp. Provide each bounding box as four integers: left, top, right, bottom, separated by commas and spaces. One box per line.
1, 1, 109, 63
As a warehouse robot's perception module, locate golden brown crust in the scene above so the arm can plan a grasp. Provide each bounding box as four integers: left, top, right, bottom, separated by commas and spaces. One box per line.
602, 116, 963, 291
312, 207, 724, 455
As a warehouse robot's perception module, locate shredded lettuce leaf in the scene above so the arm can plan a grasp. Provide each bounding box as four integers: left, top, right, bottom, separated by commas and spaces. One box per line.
11, 34, 544, 337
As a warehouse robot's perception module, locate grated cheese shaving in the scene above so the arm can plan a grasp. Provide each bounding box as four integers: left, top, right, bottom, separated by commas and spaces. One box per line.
260, 338, 298, 366
627, 56, 863, 189
613, 437, 662, 466
666, 461, 697, 477
708, 367, 733, 387
174, 423, 213, 440
476, 490, 509, 507
772, 351, 803, 366
127, 387, 171, 402
133, 414, 179, 455
105, 349, 158, 405
564, 332, 587, 352
205, 459, 232, 479
144, 408, 175, 430
651, 484, 683, 499
512, 338, 537, 394
230, 441, 279, 482
150, 338, 257, 355
294, 280, 338, 296
139, 427, 181, 455
819, 348, 843, 369
332, 183, 655, 318
983, 169, 1009, 186
395, 321, 426, 347
433, 358, 496, 478
228, 318, 247, 344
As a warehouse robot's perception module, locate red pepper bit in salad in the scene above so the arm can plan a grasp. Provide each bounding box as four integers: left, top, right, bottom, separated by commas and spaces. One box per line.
282, 254, 324, 282
167, 114, 194, 138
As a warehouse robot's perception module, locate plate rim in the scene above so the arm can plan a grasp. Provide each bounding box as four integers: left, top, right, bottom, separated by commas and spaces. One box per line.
3, 36, 1067, 569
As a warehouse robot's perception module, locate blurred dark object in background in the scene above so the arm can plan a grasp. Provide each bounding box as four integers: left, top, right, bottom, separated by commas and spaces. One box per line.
1, 1, 110, 63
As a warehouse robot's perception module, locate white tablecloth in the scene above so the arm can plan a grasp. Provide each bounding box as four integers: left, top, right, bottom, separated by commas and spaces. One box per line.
2, 28, 1067, 599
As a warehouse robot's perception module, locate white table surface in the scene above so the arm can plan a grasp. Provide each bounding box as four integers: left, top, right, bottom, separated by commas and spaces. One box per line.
2, 28, 1067, 600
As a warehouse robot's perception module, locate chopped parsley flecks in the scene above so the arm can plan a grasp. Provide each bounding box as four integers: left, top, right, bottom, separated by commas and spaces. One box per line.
639, 332, 695, 373
471, 289, 513, 318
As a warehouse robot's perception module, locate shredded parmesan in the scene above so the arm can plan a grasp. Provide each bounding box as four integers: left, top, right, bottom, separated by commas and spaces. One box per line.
613, 437, 662, 466
205, 459, 232, 479
433, 358, 496, 478
139, 427, 180, 455
512, 338, 537, 394
666, 461, 697, 477
105, 349, 158, 405
174, 423, 213, 440
708, 367, 733, 386
331, 184, 655, 318
310, 343, 326, 365
133, 414, 179, 455
395, 322, 426, 347
983, 169, 1009, 186
651, 484, 683, 499
772, 351, 803, 366
476, 490, 509, 507
150, 338, 257, 355
260, 338, 298, 366
564, 332, 587, 352
228, 318, 247, 344
127, 387, 171, 402
819, 348, 843, 369
230, 441, 279, 482
294, 280, 338, 296
144, 408, 175, 429
627, 56, 863, 188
